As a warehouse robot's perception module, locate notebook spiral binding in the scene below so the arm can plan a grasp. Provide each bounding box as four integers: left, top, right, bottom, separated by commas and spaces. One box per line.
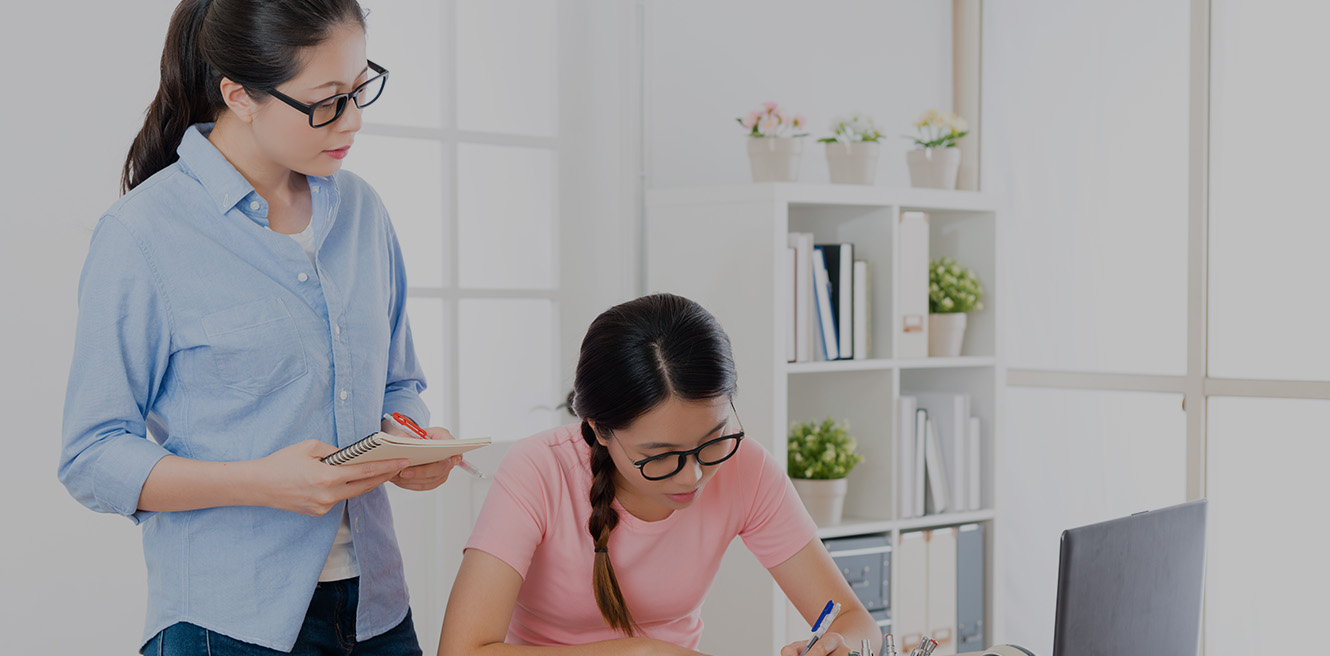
321, 434, 384, 466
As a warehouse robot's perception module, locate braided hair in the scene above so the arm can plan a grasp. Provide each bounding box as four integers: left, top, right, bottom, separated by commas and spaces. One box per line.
567, 293, 737, 636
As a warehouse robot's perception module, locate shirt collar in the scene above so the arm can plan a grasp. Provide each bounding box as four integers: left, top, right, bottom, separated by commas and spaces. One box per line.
176, 123, 258, 216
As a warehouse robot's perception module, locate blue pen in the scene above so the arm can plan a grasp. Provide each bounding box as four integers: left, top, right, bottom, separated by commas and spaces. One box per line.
799, 600, 842, 656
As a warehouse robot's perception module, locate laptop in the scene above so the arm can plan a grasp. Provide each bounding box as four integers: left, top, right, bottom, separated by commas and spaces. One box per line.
1052, 499, 1208, 656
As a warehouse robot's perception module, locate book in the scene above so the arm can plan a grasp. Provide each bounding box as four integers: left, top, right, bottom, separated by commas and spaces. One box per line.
321, 432, 492, 466
898, 211, 930, 358
853, 259, 870, 359
916, 392, 970, 511
967, 416, 982, 511
914, 408, 928, 518
785, 246, 797, 362
816, 243, 855, 359
923, 417, 950, 514
811, 247, 840, 360
787, 233, 814, 362
899, 396, 918, 519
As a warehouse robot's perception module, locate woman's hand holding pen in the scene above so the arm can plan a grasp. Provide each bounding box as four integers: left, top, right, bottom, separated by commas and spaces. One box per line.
380, 420, 463, 491
252, 440, 410, 516
780, 632, 847, 656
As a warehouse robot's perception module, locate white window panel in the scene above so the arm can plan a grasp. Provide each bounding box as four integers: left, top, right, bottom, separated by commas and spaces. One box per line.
360, 0, 445, 128
458, 299, 560, 442
457, 144, 556, 289
985, 0, 1189, 375
1206, 397, 1328, 654
348, 134, 448, 288
1207, 1, 1330, 382
456, 0, 558, 137
405, 296, 448, 427
997, 387, 1186, 656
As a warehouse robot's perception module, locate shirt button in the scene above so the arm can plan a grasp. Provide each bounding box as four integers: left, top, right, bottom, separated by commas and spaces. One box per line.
297, 272, 309, 282
311, 185, 320, 193
334, 324, 341, 337
340, 390, 349, 401
249, 200, 260, 210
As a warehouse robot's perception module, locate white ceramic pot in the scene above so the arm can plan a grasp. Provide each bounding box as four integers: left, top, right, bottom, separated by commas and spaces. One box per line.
906, 147, 962, 189
747, 137, 804, 183
825, 141, 881, 185
791, 477, 848, 526
928, 312, 967, 357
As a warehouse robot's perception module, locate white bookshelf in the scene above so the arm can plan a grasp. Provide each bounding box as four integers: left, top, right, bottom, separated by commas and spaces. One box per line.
646, 183, 1003, 656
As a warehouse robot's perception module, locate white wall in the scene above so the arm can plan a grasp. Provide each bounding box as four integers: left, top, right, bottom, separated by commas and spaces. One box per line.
1, 2, 179, 652
646, 0, 954, 189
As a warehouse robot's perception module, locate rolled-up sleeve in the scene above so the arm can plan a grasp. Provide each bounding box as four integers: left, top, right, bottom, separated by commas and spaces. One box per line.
59, 216, 173, 524
378, 212, 429, 427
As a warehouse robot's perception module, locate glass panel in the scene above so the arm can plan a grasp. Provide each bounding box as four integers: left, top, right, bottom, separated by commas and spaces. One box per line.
1208, 1, 1330, 381
998, 387, 1187, 656
456, 144, 556, 289
456, 0, 558, 136
405, 296, 448, 427
360, 0, 445, 128
984, 0, 1190, 375
1206, 397, 1328, 653
348, 134, 448, 288
458, 299, 560, 441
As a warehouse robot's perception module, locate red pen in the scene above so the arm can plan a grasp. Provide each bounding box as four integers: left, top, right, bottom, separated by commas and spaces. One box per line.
383, 412, 486, 479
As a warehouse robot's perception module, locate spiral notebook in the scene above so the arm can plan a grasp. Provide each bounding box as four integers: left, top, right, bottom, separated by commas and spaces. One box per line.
321, 432, 492, 466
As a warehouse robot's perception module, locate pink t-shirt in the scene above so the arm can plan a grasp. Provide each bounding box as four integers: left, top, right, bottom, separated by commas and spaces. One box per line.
464, 423, 818, 649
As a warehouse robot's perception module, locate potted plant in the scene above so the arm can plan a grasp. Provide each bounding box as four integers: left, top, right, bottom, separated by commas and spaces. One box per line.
906, 109, 969, 189
738, 101, 809, 183
928, 256, 984, 357
818, 112, 885, 185
787, 417, 865, 526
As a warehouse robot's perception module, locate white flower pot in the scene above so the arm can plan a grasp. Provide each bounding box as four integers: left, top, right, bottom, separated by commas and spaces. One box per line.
906, 147, 962, 190
747, 137, 804, 183
825, 141, 880, 185
928, 312, 968, 357
791, 477, 848, 526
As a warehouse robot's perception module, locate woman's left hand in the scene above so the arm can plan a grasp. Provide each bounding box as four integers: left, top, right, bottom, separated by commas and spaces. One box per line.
382, 422, 463, 491
779, 632, 846, 656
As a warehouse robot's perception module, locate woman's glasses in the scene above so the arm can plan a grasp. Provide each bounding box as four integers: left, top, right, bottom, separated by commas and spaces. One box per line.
266, 60, 389, 128
608, 403, 746, 481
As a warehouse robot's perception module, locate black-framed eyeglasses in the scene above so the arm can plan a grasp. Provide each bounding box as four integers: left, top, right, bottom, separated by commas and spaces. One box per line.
266, 60, 389, 128
607, 402, 746, 481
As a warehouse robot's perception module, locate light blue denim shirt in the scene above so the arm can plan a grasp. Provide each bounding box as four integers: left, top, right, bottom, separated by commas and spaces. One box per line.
59, 124, 429, 651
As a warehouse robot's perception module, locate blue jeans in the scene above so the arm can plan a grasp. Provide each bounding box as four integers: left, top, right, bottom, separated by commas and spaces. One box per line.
141, 578, 422, 655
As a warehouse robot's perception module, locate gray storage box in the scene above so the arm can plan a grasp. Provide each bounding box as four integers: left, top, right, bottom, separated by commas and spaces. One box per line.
823, 533, 892, 619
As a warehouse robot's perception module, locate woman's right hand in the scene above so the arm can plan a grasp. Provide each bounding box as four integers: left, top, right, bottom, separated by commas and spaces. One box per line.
248, 440, 410, 516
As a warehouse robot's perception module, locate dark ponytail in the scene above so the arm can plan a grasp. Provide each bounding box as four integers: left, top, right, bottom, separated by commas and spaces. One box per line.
122, 0, 367, 193
568, 293, 738, 636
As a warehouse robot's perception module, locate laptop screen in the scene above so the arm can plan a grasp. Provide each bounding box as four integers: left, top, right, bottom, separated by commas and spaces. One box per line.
1052, 499, 1208, 656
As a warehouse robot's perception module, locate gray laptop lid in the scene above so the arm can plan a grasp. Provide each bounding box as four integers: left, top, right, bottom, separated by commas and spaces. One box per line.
1052, 499, 1208, 656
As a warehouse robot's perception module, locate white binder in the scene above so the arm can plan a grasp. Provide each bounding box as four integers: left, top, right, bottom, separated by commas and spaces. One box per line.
926, 527, 959, 656
897, 211, 930, 358
787, 233, 814, 362
895, 531, 929, 654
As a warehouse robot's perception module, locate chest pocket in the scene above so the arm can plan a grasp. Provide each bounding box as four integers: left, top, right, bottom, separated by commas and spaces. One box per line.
202, 298, 309, 396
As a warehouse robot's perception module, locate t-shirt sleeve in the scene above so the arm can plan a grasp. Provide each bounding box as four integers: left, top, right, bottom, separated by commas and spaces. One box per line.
463, 437, 553, 579
737, 439, 819, 569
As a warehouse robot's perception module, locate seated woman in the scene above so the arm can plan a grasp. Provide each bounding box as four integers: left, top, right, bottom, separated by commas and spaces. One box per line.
438, 293, 878, 656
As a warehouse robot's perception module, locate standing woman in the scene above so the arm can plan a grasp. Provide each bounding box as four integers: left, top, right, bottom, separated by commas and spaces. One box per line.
59, 1, 458, 654
438, 294, 880, 655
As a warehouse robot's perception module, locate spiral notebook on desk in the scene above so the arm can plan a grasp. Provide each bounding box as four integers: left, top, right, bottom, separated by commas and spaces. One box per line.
321, 432, 491, 466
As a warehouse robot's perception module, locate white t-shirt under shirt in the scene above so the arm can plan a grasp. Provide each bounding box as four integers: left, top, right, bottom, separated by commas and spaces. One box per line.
277, 217, 360, 583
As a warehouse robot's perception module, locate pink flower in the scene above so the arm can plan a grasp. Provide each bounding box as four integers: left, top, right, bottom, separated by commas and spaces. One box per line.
741, 111, 761, 130
757, 114, 782, 136
774, 108, 789, 126
762, 100, 779, 113
792, 114, 806, 130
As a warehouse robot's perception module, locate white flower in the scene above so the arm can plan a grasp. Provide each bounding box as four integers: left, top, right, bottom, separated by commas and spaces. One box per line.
757, 114, 782, 136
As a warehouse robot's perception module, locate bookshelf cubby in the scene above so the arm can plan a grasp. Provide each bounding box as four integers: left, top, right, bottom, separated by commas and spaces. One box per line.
647, 183, 1003, 656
